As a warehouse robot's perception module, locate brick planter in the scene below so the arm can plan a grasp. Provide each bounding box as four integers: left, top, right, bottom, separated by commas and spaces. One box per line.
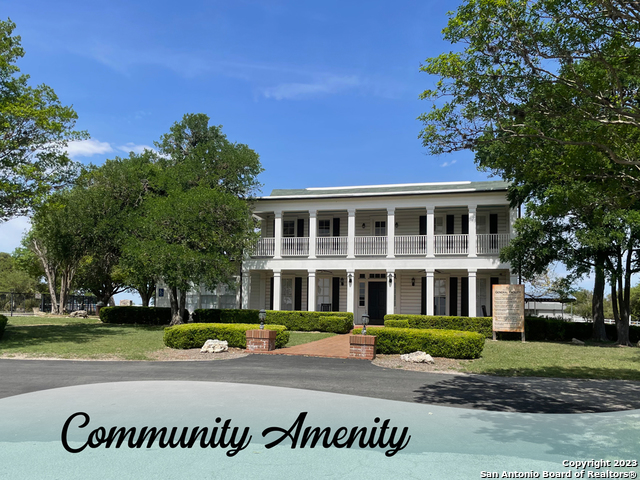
349, 334, 376, 360
246, 329, 277, 352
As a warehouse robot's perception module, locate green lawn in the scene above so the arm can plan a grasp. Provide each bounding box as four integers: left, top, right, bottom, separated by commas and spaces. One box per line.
285, 332, 336, 347
0, 322, 339, 360
462, 340, 640, 381
6, 316, 101, 326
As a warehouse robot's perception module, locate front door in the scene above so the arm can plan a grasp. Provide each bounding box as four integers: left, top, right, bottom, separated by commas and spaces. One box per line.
368, 282, 386, 325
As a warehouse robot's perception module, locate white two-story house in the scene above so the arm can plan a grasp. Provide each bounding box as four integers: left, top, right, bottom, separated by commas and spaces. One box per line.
240, 180, 517, 325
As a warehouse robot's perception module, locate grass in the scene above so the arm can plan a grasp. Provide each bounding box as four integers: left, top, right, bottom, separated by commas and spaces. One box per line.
6, 315, 101, 326
0, 322, 166, 360
462, 340, 640, 381
285, 331, 336, 347
0, 322, 339, 360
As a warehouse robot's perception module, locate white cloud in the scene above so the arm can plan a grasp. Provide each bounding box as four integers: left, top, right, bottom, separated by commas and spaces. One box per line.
117, 143, 155, 155
0, 216, 31, 253
261, 75, 361, 100
66, 139, 113, 159
440, 160, 457, 167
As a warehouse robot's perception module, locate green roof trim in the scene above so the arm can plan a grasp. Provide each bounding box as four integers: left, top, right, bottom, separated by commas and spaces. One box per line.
264, 180, 509, 199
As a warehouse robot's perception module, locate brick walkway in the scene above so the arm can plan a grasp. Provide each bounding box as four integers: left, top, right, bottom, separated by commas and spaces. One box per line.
263, 334, 352, 359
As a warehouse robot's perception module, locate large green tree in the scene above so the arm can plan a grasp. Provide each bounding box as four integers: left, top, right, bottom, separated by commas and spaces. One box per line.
420, 0, 640, 344
122, 114, 262, 325
0, 19, 85, 221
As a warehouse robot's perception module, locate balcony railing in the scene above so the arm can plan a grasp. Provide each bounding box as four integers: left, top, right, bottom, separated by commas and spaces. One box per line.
395, 235, 427, 255
355, 236, 387, 256
477, 234, 510, 254
250, 233, 510, 258
434, 234, 468, 255
253, 237, 275, 256
281, 237, 309, 256
316, 236, 348, 256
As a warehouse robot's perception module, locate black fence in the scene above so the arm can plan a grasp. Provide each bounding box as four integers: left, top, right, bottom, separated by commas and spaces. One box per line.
0, 293, 98, 316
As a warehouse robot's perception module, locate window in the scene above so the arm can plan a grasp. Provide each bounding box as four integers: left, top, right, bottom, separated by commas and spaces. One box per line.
359, 282, 365, 306
283, 220, 295, 237
374, 221, 386, 236
434, 278, 446, 315
318, 219, 330, 236
281, 278, 293, 311
317, 278, 331, 310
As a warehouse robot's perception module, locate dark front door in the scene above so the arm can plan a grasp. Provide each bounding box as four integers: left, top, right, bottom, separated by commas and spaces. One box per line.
368, 282, 386, 325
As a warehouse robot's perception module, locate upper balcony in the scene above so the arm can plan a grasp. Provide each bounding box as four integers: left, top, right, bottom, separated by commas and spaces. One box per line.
252, 233, 511, 257
250, 204, 514, 260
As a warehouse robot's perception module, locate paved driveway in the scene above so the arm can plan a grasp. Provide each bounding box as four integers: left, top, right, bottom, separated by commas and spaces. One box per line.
1, 355, 639, 413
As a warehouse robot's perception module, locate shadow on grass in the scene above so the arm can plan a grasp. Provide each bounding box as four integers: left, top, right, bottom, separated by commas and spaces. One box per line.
413, 373, 640, 413
1, 324, 165, 348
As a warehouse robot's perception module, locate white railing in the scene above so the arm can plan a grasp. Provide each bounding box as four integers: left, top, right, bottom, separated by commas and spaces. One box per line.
434, 234, 468, 254
253, 237, 275, 256
394, 235, 427, 255
281, 237, 309, 256
316, 236, 348, 256
355, 236, 387, 256
477, 234, 510, 254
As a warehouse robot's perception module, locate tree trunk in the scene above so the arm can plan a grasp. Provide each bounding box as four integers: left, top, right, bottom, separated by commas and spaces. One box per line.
616, 253, 632, 346
32, 238, 59, 314
139, 292, 151, 307
591, 253, 608, 341
169, 286, 187, 325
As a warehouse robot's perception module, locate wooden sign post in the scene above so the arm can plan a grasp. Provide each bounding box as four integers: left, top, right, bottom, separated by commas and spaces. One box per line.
492, 284, 525, 342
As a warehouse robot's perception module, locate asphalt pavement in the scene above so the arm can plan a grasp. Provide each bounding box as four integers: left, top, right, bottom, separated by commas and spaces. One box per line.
1, 355, 639, 413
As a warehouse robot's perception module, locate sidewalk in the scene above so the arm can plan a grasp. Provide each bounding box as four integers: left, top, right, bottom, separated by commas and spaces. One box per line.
263, 334, 352, 359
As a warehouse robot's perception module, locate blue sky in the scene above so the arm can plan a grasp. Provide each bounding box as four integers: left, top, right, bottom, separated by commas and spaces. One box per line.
0, 0, 589, 296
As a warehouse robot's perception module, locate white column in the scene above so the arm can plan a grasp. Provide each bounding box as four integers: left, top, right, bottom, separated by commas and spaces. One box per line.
272, 270, 281, 310
509, 206, 518, 238
510, 274, 519, 285
468, 269, 477, 318
386, 270, 395, 315
307, 270, 316, 312
426, 207, 435, 258
347, 209, 356, 258
241, 270, 251, 309
426, 269, 434, 315
346, 270, 355, 313
274, 211, 282, 259
309, 210, 317, 259
468, 205, 477, 258
259, 272, 267, 310
387, 208, 395, 258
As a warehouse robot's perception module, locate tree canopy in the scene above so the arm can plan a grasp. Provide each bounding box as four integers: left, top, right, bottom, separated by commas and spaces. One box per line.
0, 18, 85, 221
420, 0, 640, 344
122, 114, 262, 324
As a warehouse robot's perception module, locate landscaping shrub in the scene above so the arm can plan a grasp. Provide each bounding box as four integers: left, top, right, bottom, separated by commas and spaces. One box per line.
191, 309, 353, 333
0, 314, 7, 340
100, 306, 172, 325
353, 326, 484, 359
514, 316, 640, 343
384, 314, 493, 337
163, 323, 289, 349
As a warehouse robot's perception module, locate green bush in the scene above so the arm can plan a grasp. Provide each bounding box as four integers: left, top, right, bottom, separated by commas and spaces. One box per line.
191, 309, 353, 333
515, 316, 640, 343
100, 306, 173, 325
354, 326, 484, 359
384, 319, 409, 328
163, 323, 289, 349
0, 314, 7, 340
384, 314, 493, 338
24, 298, 41, 310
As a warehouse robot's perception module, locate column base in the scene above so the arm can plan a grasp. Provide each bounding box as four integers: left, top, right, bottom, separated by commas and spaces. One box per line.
349, 335, 376, 360
246, 329, 277, 352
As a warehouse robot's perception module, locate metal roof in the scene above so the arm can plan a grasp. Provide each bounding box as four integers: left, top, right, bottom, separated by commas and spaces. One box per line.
262, 180, 510, 200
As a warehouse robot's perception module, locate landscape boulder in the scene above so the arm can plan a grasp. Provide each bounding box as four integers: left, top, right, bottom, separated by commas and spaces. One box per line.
69, 310, 88, 318
571, 338, 585, 346
400, 351, 434, 364
201, 339, 229, 354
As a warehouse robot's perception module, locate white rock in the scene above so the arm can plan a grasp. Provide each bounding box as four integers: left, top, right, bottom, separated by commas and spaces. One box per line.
69, 310, 88, 318
571, 338, 585, 346
400, 351, 434, 364
201, 339, 229, 353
